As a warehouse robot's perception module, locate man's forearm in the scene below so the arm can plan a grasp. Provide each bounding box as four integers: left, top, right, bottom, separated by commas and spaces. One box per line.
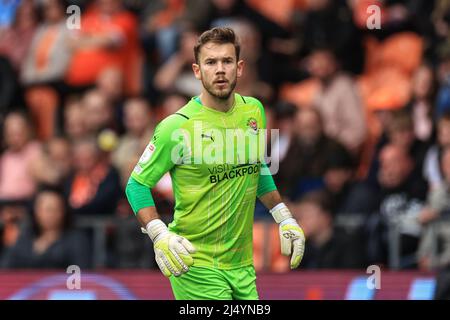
258, 190, 283, 211
136, 206, 160, 228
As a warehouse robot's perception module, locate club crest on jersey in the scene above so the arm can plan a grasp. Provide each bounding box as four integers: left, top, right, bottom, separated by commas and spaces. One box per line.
247, 118, 258, 134
139, 143, 156, 164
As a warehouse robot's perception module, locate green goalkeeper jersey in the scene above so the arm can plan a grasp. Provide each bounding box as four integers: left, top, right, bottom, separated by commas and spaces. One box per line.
131, 93, 274, 269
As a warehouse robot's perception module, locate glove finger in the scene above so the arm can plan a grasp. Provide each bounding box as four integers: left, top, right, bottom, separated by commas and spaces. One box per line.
290, 239, 305, 269
168, 249, 189, 274
157, 249, 182, 277
280, 229, 292, 256
169, 243, 192, 272
180, 237, 197, 254
173, 241, 194, 268
155, 253, 171, 277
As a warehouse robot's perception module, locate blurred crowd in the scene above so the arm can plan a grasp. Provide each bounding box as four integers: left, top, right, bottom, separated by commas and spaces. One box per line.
1, 0, 450, 273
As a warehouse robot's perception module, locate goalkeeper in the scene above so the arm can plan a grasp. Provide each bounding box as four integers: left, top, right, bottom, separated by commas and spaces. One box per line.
125, 27, 305, 300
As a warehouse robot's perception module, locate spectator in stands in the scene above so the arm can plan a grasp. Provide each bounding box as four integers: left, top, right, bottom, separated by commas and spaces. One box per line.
291, 190, 366, 269
31, 137, 72, 188
275, 108, 347, 200
157, 92, 188, 119
112, 98, 153, 186
64, 137, 121, 216
214, 18, 273, 102
0, 0, 38, 71
0, 200, 28, 263
0, 112, 42, 202
364, 144, 428, 268
367, 110, 430, 186
96, 67, 126, 133
153, 27, 201, 97
321, 146, 358, 215
269, 101, 297, 164
307, 47, 366, 154
424, 112, 450, 190
298, 0, 363, 74
81, 89, 116, 135
21, 0, 72, 86
65, 0, 142, 95
63, 98, 88, 141
407, 64, 437, 143
1, 187, 91, 269
418, 146, 450, 271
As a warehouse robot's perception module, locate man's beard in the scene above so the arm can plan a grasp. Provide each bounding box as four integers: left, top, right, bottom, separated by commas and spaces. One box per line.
202, 76, 237, 100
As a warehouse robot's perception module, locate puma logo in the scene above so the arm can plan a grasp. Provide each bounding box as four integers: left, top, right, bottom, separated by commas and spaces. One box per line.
201, 133, 214, 142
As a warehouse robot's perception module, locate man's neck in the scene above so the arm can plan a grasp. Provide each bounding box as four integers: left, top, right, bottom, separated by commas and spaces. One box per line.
199, 91, 235, 113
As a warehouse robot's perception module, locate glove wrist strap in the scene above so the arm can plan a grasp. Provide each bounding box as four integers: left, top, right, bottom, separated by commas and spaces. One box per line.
145, 219, 168, 242
270, 202, 293, 224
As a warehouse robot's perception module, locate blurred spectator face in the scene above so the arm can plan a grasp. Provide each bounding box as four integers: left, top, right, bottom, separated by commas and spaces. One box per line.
34, 191, 65, 232
47, 137, 72, 176
438, 118, 450, 147
124, 99, 152, 136
412, 65, 433, 100
72, 139, 100, 173
374, 110, 394, 133
161, 94, 187, 117
324, 168, 352, 193
96, 67, 124, 102
294, 109, 322, 145
4, 113, 31, 152
212, 0, 237, 11
228, 20, 260, 63
64, 101, 87, 140
442, 148, 450, 183
180, 30, 199, 64
389, 127, 414, 150
193, 42, 243, 100
307, 0, 331, 11
292, 201, 331, 239
43, 0, 64, 23
378, 145, 413, 188
0, 205, 26, 225
308, 50, 337, 80
388, 113, 415, 150
82, 90, 113, 133
14, 0, 37, 29
97, 0, 122, 15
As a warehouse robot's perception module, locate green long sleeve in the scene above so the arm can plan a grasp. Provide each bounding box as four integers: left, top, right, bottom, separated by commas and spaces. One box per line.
125, 176, 155, 215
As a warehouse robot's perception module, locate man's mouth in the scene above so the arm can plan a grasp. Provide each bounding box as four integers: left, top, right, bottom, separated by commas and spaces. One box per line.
214, 79, 228, 85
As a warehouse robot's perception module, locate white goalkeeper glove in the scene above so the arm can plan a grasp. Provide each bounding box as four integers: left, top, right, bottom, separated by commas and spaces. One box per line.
142, 219, 196, 277
270, 203, 306, 269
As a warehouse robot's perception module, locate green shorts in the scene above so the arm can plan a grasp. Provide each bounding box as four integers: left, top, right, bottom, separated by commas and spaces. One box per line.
169, 265, 259, 300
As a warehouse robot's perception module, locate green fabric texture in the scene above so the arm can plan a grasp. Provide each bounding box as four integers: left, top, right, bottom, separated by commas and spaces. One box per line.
169, 265, 258, 300
257, 163, 277, 197
125, 176, 155, 214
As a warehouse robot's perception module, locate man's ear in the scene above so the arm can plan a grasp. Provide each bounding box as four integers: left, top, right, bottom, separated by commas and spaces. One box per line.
237, 60, 244, 78
192, 63, 201, 80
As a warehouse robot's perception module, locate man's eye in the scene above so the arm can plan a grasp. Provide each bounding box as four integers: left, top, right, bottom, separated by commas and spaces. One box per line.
206, 61, 214, 65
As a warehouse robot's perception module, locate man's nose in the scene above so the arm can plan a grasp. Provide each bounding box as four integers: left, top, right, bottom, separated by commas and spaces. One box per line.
216, 62, 225, 73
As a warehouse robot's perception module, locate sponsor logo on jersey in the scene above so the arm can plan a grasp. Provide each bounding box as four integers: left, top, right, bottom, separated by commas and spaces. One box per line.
208, 163, 260, 183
